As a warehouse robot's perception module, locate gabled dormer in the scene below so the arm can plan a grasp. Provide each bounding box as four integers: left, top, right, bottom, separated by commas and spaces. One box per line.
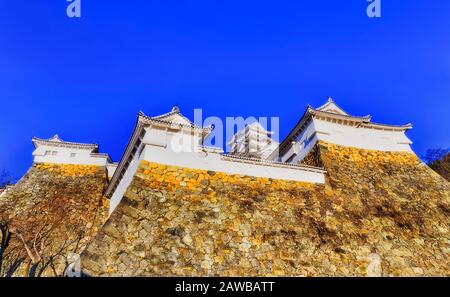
137, 106, 212, 152
316, 97, 350, 115
151, 106, 196, 126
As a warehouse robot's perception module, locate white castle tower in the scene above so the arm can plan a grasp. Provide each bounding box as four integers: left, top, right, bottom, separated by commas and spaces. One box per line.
228, 122, 278, 160
274, 97, 413, 163
32, 135, 112, 166
31, 135, 117, 178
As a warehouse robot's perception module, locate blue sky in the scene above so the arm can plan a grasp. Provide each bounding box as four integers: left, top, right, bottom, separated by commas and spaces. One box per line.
0, 1, 449, 177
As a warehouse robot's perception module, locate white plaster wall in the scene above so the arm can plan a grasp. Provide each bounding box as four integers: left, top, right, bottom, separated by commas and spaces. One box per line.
33, 145, 109, 166
106, 163, 118, 179
167, 132, 202, 153
142, 145, 324, 184
312, 118, 413, 152
143, 127, 202, 153
281, 121, 318, 163
281, 118, 413, 164
109, 144, 145, 214
108, 126, 325, 214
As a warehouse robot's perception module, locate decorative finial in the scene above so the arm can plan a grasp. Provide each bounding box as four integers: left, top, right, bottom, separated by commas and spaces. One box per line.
327, 97, 334, 103
172, 105, 180, 113
50, 134, 61, 142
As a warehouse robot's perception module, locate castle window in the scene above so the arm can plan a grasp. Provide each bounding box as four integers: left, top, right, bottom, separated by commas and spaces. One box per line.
304, 137, 311, 147
70, 153, 76, 158
45, 150, 51, 156
138, 145, 145, 158
286, 154, 297, 163
52, 151, 58, 156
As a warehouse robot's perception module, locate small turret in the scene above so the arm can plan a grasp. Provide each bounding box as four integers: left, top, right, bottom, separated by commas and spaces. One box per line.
31, 135, 111, 166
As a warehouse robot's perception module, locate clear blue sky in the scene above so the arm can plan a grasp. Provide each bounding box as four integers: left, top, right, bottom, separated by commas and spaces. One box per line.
1, 1, 449, 177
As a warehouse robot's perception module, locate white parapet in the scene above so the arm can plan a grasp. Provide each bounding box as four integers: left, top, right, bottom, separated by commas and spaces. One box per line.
145, 144, 324, 182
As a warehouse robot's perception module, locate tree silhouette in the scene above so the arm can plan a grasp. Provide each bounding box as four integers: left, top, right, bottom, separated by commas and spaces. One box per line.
423, 148, 450, 181
0, 170, 15, 189
0, 165, 107, 277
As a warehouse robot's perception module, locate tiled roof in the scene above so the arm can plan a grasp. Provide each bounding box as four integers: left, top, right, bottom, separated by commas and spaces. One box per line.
32, 135, 99, 150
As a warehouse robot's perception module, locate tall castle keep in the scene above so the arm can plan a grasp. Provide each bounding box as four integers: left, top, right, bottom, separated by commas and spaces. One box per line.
0, 99, 449, 277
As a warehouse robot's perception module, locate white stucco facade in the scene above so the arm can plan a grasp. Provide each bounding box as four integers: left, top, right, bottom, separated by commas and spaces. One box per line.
313, 119, 412, 151
32, 135, 111, 166
109, 143, 146, 213
107, 108, 325, 214
282, 117, 413, 164
278, 98, 413, 164
106, 163, 118, 179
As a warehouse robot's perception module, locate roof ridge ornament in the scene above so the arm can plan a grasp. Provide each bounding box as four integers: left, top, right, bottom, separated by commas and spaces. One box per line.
172, 105, 180, 113
50, 134, 62, 142
138, 109, 213, 132
316, 97, 350, 116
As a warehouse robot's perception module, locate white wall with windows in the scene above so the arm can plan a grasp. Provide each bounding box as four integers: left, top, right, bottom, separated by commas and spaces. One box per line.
32, 145, 109, 166
281, 117, 413, 164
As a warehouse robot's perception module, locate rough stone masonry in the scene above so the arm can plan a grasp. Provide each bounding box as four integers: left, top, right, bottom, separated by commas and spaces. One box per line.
80, 141, 450, 276
0, 163, 109, 276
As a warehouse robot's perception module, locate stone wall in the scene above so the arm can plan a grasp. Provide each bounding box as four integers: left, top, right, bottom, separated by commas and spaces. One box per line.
0, 163, 109, 276
81, 142, 450, 276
